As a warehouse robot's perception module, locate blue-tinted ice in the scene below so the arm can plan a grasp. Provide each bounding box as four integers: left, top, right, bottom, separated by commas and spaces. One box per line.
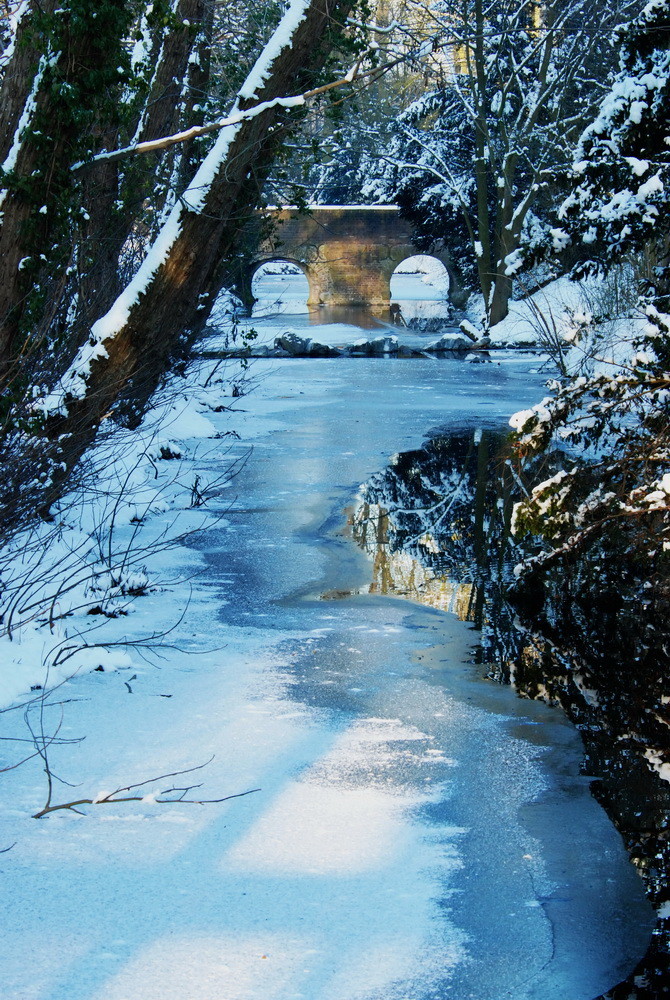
193, 355, 654, 1000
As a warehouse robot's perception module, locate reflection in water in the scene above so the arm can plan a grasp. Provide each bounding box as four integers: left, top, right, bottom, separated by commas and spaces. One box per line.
388, 298, 452, 323
349, 429, 670, 1000
351, 500, 475, 619
307, 305, 387, 329
307, 302, 453, 328
347, 431, 507, 639
390, 256, 451, 322
307, 300, 454, 327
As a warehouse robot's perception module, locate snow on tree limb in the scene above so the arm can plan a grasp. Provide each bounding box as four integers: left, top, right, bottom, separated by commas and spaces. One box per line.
37, 0, 356, 446
44, 0, 322, 412
73, 47, 424, 172
74, 79, 353, 169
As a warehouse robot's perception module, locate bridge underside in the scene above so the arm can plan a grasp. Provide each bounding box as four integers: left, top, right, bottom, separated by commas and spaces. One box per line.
238, 207, 467, 313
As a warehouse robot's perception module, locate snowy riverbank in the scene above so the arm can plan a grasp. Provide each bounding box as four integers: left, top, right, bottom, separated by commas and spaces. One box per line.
202, 269, 644, 369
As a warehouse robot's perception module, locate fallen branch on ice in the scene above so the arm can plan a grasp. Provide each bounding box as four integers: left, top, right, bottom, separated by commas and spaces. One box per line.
33, 757, 261, 819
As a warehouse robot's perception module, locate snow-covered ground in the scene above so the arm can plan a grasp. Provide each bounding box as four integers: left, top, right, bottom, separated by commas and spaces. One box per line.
0, 292, 654, 999
486, 274, 643, 368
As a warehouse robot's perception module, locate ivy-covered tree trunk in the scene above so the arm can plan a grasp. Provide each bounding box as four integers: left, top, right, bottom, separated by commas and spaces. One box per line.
33, 0, 356, 493
0, 1, 57, 165
0, 0, 139, 373
78, 0, 212, 328
0, 0, 224, 416
0, 0, 359, 529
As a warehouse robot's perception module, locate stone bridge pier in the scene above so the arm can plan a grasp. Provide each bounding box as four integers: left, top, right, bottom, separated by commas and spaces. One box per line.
238, 206, 467, 314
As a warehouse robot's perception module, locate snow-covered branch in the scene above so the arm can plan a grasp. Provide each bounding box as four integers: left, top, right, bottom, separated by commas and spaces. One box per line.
75, 37, 440, 172
75, 76, 357, 169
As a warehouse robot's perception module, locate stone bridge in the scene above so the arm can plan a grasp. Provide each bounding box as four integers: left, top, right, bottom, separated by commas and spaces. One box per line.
236, 206, 467, 314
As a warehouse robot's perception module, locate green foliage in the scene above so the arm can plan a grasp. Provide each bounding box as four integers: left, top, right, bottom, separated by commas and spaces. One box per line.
0, 2, 141, 342
25, 1, 139, 161
510, 311, 670, 597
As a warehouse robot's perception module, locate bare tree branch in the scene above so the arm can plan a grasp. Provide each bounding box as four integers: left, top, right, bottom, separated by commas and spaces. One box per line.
32, 756, 261, 818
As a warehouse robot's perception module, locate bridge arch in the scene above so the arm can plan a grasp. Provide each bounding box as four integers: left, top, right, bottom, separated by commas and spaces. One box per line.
250, 258, 312, 314
391, 254, 450, 296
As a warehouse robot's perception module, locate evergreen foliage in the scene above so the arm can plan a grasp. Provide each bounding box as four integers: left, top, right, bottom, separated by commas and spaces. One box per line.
510, 0, 670, 616
558, 0, 669, 281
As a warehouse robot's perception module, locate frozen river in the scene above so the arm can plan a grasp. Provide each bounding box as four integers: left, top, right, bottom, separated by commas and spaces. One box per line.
188, 351, 653, 1000
0, 301, 655, 1000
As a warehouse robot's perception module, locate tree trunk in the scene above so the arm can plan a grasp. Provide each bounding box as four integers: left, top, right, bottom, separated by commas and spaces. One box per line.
44, 0, 355, 489
175, 0, 215, 192
78, 0, 211, 327
0, 1, 57, 165
0, 1, 137, 371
